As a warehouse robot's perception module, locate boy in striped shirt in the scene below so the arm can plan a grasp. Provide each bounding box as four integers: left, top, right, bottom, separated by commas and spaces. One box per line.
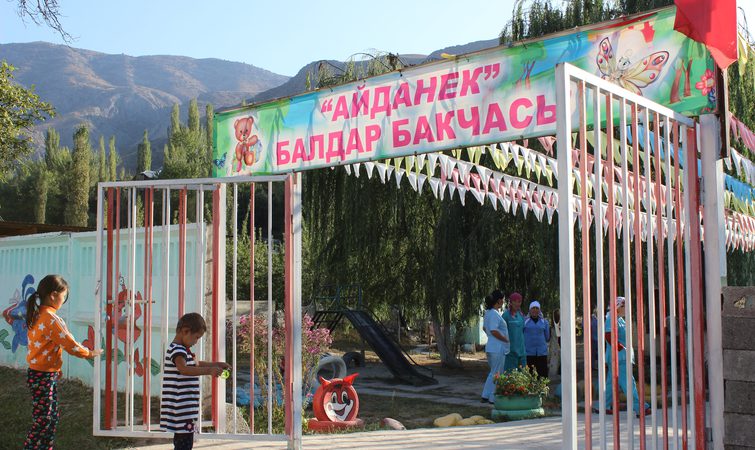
160, 313, 230, 450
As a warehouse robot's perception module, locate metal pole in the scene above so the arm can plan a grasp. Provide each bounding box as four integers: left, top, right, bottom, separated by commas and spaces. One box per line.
620, 99, 635, 449
699, 114, 725, 450
94, 185, 104, 434
555, 63, 577, 449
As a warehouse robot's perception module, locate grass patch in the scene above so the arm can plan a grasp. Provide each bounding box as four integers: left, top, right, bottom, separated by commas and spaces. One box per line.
0, 366, 146, 450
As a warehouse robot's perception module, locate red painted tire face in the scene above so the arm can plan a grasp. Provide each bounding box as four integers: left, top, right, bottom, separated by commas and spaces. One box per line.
312, 373, 360, 422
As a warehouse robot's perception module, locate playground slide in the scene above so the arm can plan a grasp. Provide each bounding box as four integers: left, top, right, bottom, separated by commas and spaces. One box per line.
342, 310, 437, 386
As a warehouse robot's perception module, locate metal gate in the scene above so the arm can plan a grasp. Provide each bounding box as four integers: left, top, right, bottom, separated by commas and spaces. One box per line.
555, 63, 712, 449
91, 174, 303, 448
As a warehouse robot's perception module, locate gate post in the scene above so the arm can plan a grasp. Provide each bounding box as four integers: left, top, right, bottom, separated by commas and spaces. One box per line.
700, 113, 726, 449
555, 63, 578, 449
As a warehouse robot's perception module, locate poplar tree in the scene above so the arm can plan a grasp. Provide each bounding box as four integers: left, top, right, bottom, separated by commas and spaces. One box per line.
65, 125, 91, 226
108, 136, 118, 181
32, 163, 49, 223
170, 104, 180, 136
137, 130, 151, 172
188, 98, 200, 133
205, 103, 214, 155
98, 135, 107, 182
44, 128, 60, 169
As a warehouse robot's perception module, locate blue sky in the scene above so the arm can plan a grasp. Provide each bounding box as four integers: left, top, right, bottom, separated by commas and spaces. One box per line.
0, 0, 517, 76
2, 1, 753, 77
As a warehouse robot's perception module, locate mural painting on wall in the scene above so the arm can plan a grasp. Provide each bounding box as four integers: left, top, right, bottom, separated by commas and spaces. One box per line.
1, 274, 35, 352
0, 274, 159, 377
81, 277, 160, 376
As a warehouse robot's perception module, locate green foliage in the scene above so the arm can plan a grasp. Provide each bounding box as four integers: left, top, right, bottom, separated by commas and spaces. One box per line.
97, 135, 108, 182
31, 161, 49, 222
108, 136, 118, 181
161, 100, 213, 180
188, 98, 200, 133
0, 61, 54, 179
65, 124, 91, 226
137, 129, 151, 172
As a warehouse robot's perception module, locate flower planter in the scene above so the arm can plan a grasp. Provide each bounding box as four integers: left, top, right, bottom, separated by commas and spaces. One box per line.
491, 394, 545, 421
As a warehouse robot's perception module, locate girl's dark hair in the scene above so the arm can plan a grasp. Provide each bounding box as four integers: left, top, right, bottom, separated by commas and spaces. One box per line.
485, 289, 505, 309
26, 274, 69, 328
176, 312, 207, 333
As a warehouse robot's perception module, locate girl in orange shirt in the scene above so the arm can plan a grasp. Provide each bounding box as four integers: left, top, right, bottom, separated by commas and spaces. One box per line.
24, 274, 102, 450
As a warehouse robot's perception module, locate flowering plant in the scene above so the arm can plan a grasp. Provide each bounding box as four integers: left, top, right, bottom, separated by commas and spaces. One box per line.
494, 365, 549, 397
235, 313, 332, 405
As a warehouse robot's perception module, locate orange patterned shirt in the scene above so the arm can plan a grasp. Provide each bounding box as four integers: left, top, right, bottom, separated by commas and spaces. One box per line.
26, 305, 92, 372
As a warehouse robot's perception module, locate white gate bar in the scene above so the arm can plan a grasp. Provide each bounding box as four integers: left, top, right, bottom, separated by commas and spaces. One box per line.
292, 172, 304, 449
700, 114, 725, 450
196, 185, 205, 433
232, 183, 239, 434
129, 186, 137, 430
94, 185, 104, 433
555, 62, 577, 450
592, 84, 608, 450
641, 107, 658, 450
681, 124, 696, 450
267, 181, 273, 434
619, 98, 635, 449
663, 116, 680, 450
160, 188, 171, 429
99, 175, 287, 188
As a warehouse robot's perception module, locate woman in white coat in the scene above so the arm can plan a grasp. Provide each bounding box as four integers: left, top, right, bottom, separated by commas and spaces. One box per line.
481, 290, 510, 404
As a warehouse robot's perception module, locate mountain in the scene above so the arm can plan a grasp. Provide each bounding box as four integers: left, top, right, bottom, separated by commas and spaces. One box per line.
1, 38, 502, 170
0, 42, 289, 167
250, 39, 501, 104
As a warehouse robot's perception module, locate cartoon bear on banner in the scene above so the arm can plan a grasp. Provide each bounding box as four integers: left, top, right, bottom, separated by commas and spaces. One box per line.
233, 116, 259, 173
308, 373, 364, 432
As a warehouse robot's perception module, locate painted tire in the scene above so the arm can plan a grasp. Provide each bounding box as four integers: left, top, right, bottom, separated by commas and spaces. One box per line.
312, 376, 360, 422
307, 418, 364, 433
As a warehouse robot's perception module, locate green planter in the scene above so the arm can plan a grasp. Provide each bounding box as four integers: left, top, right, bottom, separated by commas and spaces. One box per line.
491, 394, 545, 421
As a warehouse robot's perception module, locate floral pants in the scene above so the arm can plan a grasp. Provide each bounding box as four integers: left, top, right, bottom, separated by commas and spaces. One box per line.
24, 369, 60, 450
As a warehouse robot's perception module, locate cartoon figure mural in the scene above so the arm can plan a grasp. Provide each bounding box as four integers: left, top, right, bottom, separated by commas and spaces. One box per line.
233, 116, 260, 173
2, 274, 35, 353
80, 277, 160, 376
596, 36, 669, 95
307, 373, 364, 432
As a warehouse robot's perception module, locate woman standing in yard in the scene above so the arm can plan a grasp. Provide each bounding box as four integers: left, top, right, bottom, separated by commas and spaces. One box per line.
502, 292, 526, 372
481, 290, 509, 404
523, 300, 550, 378
24, 275, 102, 449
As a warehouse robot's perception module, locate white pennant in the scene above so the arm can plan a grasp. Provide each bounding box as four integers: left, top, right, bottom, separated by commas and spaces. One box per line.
476, 165, 492, 188
416, 154, 427, 174
344, 164, 352, 175
406, 172, 417, 191
376, 163, 387, 182
429, 178, 440, 198
364, 161, 375, 179
352, 163, 361, 177
386, 164, 395, 180
427, 153, 439, 176
395, 168, 404, 188
487, 192, 498, 210
417, 174, 427, 192
470, 186, 485, 205
457, 186, 467, 205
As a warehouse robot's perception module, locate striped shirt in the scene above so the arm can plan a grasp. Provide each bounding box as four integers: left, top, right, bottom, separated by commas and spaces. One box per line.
160, 342, 199, 433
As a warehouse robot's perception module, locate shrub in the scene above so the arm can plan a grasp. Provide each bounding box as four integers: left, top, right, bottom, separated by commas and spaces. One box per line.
494, 365, 549, 397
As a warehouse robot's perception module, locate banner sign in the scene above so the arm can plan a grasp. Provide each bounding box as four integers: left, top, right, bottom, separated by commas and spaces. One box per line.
213, 7, 714, 177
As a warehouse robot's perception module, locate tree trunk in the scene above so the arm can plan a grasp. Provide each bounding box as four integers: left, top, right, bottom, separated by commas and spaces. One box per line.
433, 321, 462, 368
670, 66, 683, 104
683, 59, 693, 98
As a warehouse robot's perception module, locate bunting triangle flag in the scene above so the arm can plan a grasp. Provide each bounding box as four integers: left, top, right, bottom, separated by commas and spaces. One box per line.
416, 154, 427, 175
457, 186, 467, 205
429, 177, 440, 198
476, 165, 492, 188
457, 160, 472, 183
395, 168, 404, 188
376, 162, 387, 182
491, 172, 502, 195
405, 156, 415, 173
394, 157, 404, 171
364, 161, 375, 179
417, 174, 427, 192
406, 172, 418, 191
470, 186, 485, 205
448, 182, 457, 199
548, 158, 558, 181
352, 163, 361, 178
386, 164, 395, 180
502, 196, 511, 213
344, 164, 352, 175
427, 153, 439, 177
487, 192, 498, 210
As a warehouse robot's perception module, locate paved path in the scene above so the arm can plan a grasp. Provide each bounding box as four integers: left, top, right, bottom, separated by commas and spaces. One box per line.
125, 412, 682, 449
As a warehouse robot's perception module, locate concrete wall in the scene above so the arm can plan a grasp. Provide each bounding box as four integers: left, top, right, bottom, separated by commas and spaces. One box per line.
723, 286, 755, 449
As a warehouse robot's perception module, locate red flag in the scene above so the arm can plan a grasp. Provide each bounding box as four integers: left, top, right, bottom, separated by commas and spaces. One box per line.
674, 0, 738, 69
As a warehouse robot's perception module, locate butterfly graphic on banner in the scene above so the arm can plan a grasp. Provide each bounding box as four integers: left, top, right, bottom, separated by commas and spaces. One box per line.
596, 37, 668, 96
213, 153, 227, 170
